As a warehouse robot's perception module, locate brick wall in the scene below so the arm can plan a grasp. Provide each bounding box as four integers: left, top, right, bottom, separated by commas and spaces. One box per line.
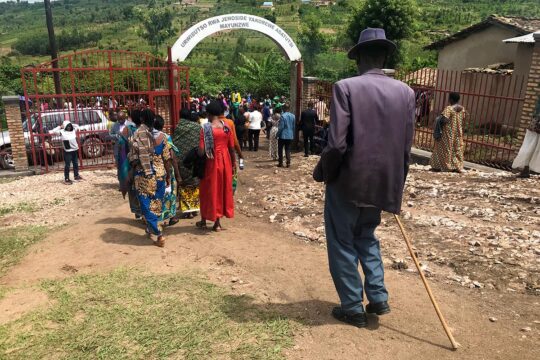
516, 34, 540, 149
2, 96, 29, 171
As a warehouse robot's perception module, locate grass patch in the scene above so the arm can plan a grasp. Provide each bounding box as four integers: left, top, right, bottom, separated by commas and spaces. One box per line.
0, 202, 38, 216
0, 177, 21, 185
0, 226, 48, 277
0, 270, 296, 359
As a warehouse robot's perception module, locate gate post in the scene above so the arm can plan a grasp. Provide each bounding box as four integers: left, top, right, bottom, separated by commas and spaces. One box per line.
290, 60, 303, 149
290, 60, 304, 119
515, 33, 540, 154
167, 47, 178, 130
1, 96, 29, 171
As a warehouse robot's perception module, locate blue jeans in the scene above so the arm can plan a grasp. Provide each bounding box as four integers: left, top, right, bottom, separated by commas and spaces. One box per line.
324, 184, 388, 314
64, 150, 79, 181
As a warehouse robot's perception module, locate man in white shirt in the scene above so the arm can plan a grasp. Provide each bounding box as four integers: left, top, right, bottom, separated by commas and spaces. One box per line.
248, 104, 263, 151
50, 120, 82, 184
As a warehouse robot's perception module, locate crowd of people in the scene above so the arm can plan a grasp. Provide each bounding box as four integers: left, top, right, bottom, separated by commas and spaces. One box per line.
108, 101, 239, 246
182, 92, 329, 167
92, 91, 304, 246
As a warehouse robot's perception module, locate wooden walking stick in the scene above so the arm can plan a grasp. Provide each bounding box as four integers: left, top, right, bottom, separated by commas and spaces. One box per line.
393, 214, 461, 350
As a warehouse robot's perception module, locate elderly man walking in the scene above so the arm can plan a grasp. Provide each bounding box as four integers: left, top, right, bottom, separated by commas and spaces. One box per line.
315, 28, 415, 328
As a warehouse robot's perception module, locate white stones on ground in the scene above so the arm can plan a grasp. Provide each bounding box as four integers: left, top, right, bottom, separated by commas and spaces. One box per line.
472, 281, 484, 288
489, 317, 498, 322
520, 327, 532, 332
402, 211, 412, 220
392, 259, 408, 270
469, 240, 482, 247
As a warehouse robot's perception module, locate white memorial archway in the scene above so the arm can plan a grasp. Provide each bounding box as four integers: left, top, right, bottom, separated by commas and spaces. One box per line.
169, 14, 303, 123
170, 14, 301, 62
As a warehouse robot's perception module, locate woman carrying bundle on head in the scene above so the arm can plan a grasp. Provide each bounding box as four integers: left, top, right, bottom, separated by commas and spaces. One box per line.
196, 100, 236, 232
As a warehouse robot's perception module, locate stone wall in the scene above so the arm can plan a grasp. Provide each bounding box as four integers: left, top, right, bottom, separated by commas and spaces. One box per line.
1, 96, 28, 171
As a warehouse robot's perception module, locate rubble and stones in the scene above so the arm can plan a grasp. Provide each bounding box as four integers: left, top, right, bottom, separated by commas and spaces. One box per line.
237, 156, 540, 295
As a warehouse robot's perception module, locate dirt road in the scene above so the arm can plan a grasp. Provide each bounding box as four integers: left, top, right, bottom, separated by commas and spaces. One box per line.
1, 145, 539, 359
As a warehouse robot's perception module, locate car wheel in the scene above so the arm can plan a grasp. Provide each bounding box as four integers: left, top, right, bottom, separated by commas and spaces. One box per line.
82, 137, 104, 158
0, 146, 15, 170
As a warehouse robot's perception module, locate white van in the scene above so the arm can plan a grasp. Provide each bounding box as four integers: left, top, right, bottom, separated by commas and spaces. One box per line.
0, 108, 110, 169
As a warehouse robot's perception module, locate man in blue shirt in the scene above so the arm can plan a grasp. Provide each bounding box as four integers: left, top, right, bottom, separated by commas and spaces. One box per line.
277, 103, 295, 168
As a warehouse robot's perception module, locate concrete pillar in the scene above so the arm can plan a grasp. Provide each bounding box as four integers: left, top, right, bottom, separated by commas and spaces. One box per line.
515, 32, 540, 152
1, 96, 29, 171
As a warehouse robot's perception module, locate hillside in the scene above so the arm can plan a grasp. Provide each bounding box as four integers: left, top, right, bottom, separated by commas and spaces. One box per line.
1, 0, 539, 92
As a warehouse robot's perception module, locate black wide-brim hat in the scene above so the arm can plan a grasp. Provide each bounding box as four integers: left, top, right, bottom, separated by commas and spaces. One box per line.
347, 27, 397, 60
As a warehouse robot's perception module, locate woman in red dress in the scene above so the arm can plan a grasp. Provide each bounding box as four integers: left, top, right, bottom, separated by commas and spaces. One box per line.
197, 100, 236, 231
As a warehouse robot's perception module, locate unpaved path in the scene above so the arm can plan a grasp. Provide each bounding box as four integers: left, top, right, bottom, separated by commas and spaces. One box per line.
0, 142, 540, 360
1, 153, 538, 359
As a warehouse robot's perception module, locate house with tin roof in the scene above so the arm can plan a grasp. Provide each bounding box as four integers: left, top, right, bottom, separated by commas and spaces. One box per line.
425, 15, 540, 78
423, 17, 540, 133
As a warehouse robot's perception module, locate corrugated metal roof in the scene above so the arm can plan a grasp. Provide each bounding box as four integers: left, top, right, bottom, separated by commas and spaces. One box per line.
403, 68, 438, 88
503, 31, 540, 43
425, 15, 540, 50
463, 63, 514, 75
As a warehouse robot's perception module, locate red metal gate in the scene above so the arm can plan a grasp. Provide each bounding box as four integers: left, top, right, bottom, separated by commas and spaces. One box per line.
20, 49, 189, 173
301, 69, 527, 170
400, 68, 526, 170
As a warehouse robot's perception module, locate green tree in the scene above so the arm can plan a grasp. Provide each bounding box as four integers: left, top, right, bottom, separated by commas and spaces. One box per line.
135, 2, 176, 55
346, 0, 417, 67
229, 35, 246, 72
264, 13, 276, 23
234, 53, 289, 97
299, 15, 327, 73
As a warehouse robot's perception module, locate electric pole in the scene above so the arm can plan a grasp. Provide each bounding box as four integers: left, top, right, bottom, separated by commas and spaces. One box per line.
44, 0, 62, 107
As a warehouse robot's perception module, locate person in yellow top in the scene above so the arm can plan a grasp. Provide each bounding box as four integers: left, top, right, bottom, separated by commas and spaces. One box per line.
232, 90, 242, 104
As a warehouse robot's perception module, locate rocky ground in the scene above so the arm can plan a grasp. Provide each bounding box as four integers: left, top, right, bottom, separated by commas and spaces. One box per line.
1, 147, 539, 358
236, 151, 540, 296
0, 170, 119, 229
1, 150, 538, 296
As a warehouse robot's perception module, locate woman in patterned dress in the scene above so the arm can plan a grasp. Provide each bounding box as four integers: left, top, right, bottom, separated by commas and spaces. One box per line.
430, 92, 465, 172
153, 115, 181, 226
173, 109, 202, 218
129, 109, 172, 247
269, 107, 281, 161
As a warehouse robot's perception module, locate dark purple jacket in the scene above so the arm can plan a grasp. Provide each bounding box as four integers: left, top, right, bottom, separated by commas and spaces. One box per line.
324, 69, 415, 214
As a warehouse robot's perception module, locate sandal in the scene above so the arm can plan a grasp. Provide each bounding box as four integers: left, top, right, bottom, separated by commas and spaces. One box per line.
196, 221, 207, 229
154, 235, 165, 248
212, 221, 225, 232
169, 217, 180, 226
